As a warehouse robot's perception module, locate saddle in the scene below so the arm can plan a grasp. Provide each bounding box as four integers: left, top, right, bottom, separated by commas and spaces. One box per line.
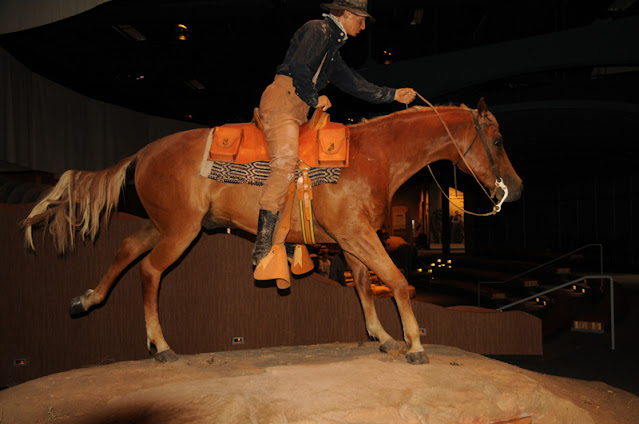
207, 108, 350, 168
207, 108, 349, 289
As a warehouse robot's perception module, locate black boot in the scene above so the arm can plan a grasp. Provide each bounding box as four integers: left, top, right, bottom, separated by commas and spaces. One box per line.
252, 209, 279, 266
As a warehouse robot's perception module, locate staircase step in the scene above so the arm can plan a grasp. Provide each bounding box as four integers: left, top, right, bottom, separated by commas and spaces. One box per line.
571, 320, 605, 333
571, 311, 609, 333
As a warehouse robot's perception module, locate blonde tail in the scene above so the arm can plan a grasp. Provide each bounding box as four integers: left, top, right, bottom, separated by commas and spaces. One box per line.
22, 155, 137, 254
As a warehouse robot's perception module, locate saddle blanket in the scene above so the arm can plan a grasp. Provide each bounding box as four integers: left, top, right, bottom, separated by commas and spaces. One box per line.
200, 160, 341, 186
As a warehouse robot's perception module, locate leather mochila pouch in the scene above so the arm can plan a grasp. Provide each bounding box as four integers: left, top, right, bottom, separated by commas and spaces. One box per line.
317, 125, 349, 167
206, 117, 349, 167
208, 125, 244, 161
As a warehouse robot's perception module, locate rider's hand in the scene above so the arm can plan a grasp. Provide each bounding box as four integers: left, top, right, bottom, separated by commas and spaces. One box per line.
316, 95, 332, 111
395, 88, 417, 105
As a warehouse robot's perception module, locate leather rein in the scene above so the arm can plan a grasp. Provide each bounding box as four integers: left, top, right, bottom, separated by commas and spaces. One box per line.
416, 93, 508, 216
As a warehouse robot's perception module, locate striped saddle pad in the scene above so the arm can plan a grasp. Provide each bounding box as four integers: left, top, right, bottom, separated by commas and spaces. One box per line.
200, 160, 341, 187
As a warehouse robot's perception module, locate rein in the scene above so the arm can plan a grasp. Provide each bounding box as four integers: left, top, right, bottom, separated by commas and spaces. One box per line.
415, 93, 508, 216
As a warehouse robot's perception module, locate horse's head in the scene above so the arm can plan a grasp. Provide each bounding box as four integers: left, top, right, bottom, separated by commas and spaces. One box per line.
455, 98, 523, 204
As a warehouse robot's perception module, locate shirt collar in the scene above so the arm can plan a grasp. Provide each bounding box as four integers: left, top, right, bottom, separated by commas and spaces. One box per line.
323, 13, 348, 41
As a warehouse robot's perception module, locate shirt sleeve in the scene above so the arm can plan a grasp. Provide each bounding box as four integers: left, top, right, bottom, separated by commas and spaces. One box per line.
328, 52, 396, 104
288, 24, 330, 107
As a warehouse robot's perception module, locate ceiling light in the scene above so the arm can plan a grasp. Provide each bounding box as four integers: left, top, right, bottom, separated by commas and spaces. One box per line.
177, 24, 189, 40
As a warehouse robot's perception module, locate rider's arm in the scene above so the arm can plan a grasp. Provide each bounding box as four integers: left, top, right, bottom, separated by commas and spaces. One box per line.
328, 52, 396, 104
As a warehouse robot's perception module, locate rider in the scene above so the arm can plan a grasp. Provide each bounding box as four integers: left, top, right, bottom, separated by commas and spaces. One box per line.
254, 0, 417, 266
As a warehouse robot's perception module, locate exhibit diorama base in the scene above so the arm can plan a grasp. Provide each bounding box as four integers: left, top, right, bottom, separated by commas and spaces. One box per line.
1, 343, 636, 424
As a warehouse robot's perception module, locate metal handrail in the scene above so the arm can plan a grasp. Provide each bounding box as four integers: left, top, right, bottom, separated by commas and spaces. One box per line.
477, 243, 603, 306
496, 275, 615, 350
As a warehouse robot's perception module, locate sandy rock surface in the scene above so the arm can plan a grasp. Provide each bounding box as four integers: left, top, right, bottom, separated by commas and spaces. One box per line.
1, 343, 637, 423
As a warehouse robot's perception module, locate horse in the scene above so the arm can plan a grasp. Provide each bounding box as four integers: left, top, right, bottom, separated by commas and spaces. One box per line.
22, 98, 522, 365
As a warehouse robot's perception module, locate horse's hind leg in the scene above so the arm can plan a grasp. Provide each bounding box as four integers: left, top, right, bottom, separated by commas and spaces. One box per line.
344, 252, 400, 354
69, 221, 160, 316
138, 222, 202, 362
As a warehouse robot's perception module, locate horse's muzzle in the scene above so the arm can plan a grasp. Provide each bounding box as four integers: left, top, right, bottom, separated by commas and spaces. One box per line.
498, 177, 523, 202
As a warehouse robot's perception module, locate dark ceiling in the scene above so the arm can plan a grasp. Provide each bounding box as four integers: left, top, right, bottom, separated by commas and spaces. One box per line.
1, 0, 638, 179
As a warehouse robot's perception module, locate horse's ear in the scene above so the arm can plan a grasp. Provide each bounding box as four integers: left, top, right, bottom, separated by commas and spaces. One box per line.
477, 97, 488, 117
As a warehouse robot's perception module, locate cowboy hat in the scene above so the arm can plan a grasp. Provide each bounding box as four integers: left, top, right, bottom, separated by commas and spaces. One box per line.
321, 0, 374, 22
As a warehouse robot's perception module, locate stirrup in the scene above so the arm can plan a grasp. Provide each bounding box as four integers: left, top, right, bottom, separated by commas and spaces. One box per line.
290, 244, 314, 275
254, 244, 290, 289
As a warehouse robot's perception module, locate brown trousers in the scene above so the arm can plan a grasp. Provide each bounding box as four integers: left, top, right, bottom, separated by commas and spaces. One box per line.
258, 75, 310, 213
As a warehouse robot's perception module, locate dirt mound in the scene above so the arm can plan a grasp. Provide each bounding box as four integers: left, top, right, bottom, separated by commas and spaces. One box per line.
1, 343, 637, 423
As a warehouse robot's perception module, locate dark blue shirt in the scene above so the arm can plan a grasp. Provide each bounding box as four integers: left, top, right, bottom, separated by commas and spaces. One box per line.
276, 17, 396, 108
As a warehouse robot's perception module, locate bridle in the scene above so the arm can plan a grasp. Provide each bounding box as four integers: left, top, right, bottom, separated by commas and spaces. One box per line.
416, 93, 509, 216
457, 112, 498, 178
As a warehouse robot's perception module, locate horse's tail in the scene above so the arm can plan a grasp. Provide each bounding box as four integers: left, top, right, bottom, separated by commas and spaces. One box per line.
21, 155, 138, 254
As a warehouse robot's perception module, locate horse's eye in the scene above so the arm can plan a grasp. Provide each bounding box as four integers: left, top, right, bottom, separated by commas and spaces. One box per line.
493, 137, 503, 147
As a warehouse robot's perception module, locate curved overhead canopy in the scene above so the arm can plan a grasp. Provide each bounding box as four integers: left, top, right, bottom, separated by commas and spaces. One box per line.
0, 0, 110, 34
365, 16, 639, 98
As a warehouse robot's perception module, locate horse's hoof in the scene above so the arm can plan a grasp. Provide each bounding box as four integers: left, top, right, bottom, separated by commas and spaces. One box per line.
379, 338, 400, 354
155, 349, 179, 363
406, 351, 429, 365
69, 296, 87, 317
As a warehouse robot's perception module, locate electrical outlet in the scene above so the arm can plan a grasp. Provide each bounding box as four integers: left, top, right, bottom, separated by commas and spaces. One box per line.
419, 328, 427, 336
232, 336, 245, 345
13, 358, 28, 367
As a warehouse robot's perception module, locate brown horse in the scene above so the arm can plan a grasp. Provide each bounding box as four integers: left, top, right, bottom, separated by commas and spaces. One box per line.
22, 99, 522, 365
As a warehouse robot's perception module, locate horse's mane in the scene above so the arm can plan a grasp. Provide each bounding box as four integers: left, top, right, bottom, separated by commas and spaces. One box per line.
349, 104, 468, 127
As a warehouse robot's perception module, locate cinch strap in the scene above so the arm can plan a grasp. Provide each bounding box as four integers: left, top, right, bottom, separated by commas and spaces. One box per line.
296, 162, 316, 244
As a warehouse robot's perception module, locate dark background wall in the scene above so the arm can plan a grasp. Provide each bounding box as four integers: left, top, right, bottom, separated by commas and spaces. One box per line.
463, 174, 639, 271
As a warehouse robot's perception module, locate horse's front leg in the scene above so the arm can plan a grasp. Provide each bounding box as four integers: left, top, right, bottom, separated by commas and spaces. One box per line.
341, 232, 428, 365
344, 252, 400, 354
